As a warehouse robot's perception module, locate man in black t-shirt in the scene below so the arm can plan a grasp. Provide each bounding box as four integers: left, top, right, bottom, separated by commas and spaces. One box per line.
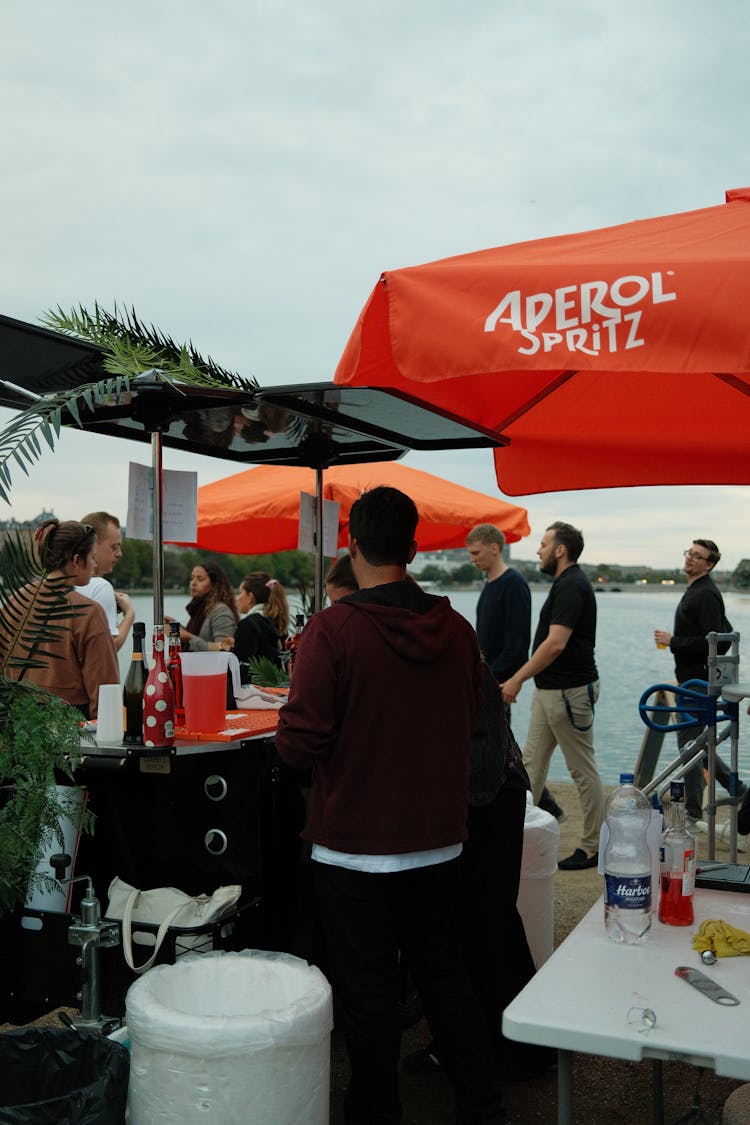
654, 538, 746, 825
501, 521, 604, 871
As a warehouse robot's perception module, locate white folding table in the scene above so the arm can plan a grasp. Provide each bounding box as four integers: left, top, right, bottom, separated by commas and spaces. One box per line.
503, 888, 750, 1124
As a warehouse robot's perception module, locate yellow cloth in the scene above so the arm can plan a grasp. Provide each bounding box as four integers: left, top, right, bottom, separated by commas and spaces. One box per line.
693, 918, 750, 958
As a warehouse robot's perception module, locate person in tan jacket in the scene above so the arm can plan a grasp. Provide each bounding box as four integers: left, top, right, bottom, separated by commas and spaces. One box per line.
3, 518, 119, 718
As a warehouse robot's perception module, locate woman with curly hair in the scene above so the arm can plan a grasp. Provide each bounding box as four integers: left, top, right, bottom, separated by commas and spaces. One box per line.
167, 561, 240, 651
3, 518, 119, 718
222, 571, 289, 679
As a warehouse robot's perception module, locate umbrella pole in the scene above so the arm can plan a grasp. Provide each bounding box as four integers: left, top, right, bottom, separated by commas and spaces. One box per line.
314, 466, 324, 614
151, 430, 165, 628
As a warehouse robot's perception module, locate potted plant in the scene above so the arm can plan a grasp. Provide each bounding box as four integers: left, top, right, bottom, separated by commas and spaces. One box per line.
0, 530, 93, 918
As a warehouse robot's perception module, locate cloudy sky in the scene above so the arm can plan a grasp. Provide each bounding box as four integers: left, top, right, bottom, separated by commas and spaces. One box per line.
1, 0, 748, 569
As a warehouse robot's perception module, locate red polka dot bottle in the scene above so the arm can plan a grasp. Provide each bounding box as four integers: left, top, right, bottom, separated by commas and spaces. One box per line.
142, 624, 175, 748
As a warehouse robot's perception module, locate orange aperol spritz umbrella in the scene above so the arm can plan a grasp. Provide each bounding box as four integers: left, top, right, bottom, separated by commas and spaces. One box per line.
334, 188, 750, 494
189, 460, 530, 554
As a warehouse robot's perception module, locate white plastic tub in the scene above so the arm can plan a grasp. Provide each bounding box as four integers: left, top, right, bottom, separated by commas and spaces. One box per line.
518, 797, 560, 967
125, 949, 333, 1124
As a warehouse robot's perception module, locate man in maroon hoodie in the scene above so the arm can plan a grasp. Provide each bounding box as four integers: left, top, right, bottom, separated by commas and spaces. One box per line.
276, 487, 504, 1125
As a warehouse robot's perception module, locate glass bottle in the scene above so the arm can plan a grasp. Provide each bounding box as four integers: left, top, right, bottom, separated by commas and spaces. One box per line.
142, 624, 175, 749
123, 621, 147, 745
286, 613, 305, 681
167, 621, 184, 721
659, 780, 695, 926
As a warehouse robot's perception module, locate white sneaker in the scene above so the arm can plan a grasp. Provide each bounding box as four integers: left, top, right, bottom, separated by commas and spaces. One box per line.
686, 816, 707, 833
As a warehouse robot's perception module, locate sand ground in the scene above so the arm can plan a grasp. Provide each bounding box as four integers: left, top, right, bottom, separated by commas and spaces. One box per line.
3, 780, 749, 1123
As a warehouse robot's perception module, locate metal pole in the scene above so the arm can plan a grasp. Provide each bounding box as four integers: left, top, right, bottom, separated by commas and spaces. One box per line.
151, 430, 165, 628
314, 465, 324, 614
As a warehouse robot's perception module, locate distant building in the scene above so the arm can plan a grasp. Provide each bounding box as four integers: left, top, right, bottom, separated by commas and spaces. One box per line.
413, 545, 512, 573
0, 510, 55, 546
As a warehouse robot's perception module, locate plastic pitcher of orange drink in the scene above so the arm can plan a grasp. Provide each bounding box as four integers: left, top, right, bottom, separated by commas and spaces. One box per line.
180, 652, 241, 733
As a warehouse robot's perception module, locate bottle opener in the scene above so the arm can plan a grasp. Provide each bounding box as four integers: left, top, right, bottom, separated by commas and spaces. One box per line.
675, 965, 740, 1005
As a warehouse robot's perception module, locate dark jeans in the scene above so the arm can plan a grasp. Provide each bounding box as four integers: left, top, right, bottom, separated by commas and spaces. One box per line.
463, 788, 547, 1069
461, 701, 542, 1069
314, 858, 504, 1125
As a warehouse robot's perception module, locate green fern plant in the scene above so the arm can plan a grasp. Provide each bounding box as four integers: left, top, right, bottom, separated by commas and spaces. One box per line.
0, 687, 91, 916
244, 655, 290, 687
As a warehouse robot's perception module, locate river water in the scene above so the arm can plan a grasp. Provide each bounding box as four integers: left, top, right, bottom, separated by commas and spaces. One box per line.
123, 586, 750, 787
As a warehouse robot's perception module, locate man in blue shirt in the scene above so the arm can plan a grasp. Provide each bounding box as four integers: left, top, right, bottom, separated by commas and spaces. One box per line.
467, 523, 566, 823
501, 522, 604, 871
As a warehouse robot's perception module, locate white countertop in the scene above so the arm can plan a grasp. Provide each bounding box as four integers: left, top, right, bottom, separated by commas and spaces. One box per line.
503, 888, 750, 1080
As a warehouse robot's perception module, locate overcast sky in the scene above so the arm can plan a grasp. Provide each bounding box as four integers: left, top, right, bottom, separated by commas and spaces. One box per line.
1, 1, 748, 569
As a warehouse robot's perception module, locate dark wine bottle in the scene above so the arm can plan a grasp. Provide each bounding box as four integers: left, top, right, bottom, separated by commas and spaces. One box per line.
142, 624, 176, 749
123, 621, 147, 745
167, 621, 184, 719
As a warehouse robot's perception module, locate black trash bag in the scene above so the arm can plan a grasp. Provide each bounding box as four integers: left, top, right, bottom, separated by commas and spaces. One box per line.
0, 1027, 129, 1124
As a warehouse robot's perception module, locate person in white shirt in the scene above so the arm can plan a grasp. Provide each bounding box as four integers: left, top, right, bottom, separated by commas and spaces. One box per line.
77, 511, 135, 652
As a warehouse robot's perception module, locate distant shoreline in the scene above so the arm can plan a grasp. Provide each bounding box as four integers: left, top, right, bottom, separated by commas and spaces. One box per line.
123, 582, 750, 596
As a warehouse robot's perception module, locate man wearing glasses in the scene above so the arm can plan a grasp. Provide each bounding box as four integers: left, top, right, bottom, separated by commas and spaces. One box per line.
654, 540, 745, 827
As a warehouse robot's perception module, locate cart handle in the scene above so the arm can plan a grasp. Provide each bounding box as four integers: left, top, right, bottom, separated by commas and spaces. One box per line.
637, 680, 736, 732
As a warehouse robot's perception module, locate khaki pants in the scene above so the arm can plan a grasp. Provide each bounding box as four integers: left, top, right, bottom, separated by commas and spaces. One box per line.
523, 681, 604, 855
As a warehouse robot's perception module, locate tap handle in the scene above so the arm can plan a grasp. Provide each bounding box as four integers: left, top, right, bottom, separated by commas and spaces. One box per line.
49, 853, 72, 881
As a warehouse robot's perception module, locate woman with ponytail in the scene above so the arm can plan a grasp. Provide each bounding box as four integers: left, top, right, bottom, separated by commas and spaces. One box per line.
223, 571, 290, 679
3, 518, 119, 718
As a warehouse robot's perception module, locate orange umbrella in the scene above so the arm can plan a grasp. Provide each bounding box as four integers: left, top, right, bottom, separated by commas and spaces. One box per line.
190, 461, 530, 554
334, 188, 750, 495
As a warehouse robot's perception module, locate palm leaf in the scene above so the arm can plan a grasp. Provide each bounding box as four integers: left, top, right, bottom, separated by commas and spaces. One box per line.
0, 376, 133, 504
244, 655, 290, 687
42, 302, 258, 392
0, 302, 260, 505
0, 533, 90, 684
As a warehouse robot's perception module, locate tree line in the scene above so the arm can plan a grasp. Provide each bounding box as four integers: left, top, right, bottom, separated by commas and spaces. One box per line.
115, 540, 316, 592
114, 540, 750, 593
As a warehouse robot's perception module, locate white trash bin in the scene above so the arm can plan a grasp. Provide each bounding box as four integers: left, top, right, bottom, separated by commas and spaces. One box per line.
125, 949, 333, 1125
517, 796, 560, 967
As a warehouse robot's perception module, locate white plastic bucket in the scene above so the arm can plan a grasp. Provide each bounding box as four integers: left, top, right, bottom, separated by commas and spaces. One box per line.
517, 796, 560, 967
125, 949, 333, 1124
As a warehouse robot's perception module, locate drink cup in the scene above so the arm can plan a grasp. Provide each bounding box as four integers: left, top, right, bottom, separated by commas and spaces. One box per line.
180, 652, 233, 733
96, 684, 124, 744
656, 642, 666, 650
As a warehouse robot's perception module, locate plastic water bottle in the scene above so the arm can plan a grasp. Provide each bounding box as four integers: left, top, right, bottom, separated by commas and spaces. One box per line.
603, 772, 652, 944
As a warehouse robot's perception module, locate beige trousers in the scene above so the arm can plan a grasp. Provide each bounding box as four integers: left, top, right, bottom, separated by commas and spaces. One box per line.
523, 681, 604, 855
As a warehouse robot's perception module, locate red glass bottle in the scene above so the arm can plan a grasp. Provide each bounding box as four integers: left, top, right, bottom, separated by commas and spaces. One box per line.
167, 621, 184, 722
658, 780, 695, 926
142, 624, 175, 749
285, 613, 305, 681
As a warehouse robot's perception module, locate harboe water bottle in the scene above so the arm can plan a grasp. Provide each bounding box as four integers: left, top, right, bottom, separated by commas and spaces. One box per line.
659, 780, 695, 926
604, 772, 652, 944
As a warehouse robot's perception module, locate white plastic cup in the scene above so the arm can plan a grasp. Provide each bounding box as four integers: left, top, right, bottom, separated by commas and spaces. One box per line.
96, 683, 124, 744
